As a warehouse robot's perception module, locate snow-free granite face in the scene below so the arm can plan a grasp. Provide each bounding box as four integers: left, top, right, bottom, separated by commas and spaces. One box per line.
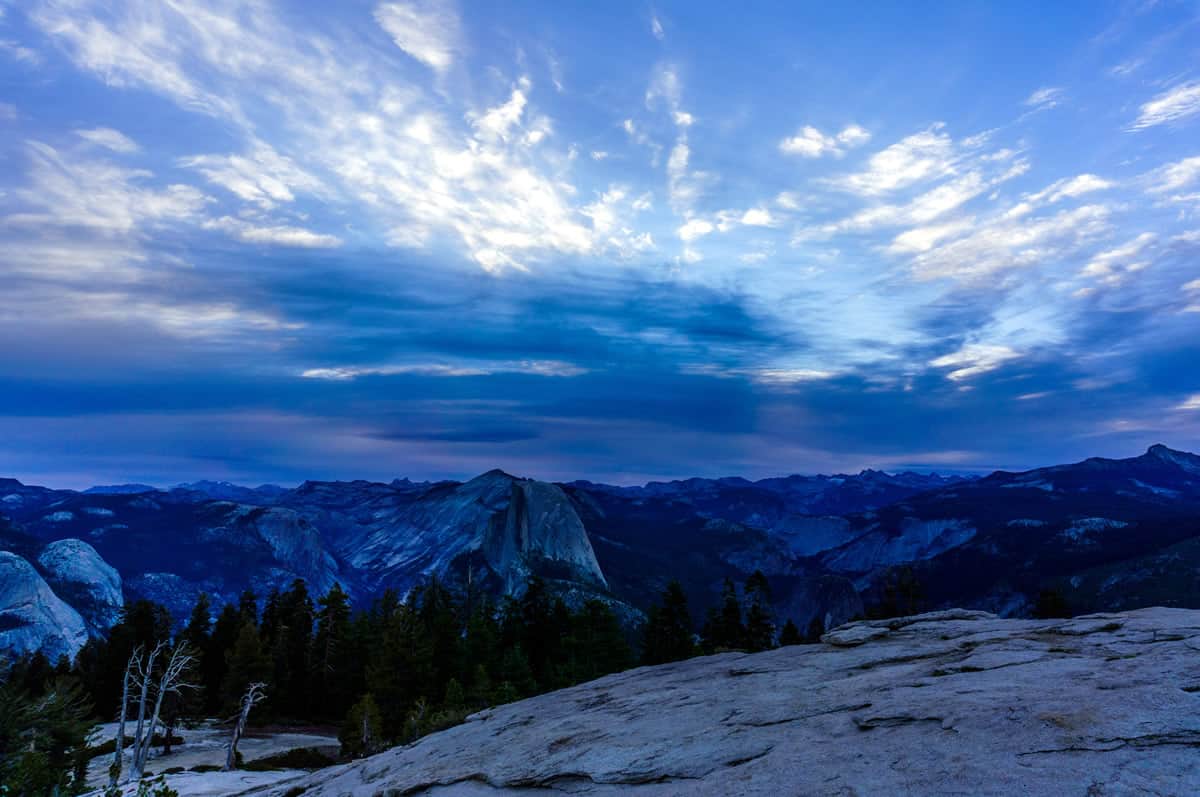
244, 607, 1200, 797
37, 538, 124, 636
0, 550, 89, 661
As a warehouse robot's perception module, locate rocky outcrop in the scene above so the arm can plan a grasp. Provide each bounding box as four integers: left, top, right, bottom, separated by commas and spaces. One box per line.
0, 550, 88, 661
37, 538, 124, 636
349, 470, 608, 597
246, 607, 1200, 796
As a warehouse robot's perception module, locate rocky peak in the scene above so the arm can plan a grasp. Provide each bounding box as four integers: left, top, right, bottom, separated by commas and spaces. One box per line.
0, 551, 89, 661
36, 538, 123, 636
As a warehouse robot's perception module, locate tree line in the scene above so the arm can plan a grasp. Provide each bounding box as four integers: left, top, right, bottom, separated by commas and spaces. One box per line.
2, 569, 812, 795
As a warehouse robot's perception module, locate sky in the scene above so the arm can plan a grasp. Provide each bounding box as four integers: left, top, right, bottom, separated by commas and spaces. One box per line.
1, 0, 1199, 488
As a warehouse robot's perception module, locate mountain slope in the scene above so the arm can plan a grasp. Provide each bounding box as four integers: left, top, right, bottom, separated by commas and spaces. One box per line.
240, 607, 1200, 797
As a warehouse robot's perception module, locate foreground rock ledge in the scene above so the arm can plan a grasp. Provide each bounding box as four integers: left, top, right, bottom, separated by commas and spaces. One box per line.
246, 608, 1200, 796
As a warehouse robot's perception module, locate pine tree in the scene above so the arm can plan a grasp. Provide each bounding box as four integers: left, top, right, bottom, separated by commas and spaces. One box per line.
779, 618, 803, 646
642, 581, 695, 665
701, 578, 745, 652
339, 694, 383, 759
222, 622, 271, 716
238, 589, 259, 626
0, 677, 93, 796
743, 570, 776, 652
205, 603, 242, 715
312, 583, 353, 720
805, 615, 826, 643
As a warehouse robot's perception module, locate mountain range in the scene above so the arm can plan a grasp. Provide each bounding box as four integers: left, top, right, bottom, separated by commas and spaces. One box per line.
3, 445, 1200, 660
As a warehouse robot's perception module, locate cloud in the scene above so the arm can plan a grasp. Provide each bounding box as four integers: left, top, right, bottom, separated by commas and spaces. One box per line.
1078, 232, 1154, 287
203, 216, 342, 248
830, 124, 959, 196
779, 123, 870, 158
678, 218, 714, 242
908, 203, 1111, 281
929, 343, 1020, 381
1129, 82, 1200, 130
7, 142, 207, 237
0, 38, 41, 65
1029, 173, 1113, 203
740, 207, 773, 227
1177, 395, 1200, 411
75, 127, 139, 153
1024, 86, 1063, 111
1144, 155, 1200, 194
650, 15, 664, 40
374, 0, 460, 72
300, 359, 586, 380
472, 82, 530, 140
180, 141, 325, 208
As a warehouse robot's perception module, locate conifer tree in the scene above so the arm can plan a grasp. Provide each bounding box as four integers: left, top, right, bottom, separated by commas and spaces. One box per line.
778, 618, 803, 646
743, 570, 776, 652
339, 694, 383, 759
222, 622, 271, 716
312, 583, 353, 720
642, 581, 695, 665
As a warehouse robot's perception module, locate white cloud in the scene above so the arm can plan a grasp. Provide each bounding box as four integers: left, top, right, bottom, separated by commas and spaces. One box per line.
181, 141, 325, 208
888, 219, 974, 254
203, 216, 342, 248
75, 127, 139, 153
831, 124, 959, 196
8, 142, 207, 236
0, 38, 41, 65
929, 344, 1020, 381
1129, 82, 1200, 130
301, 359, 585, 380
374, 0, 460, 72
1144, 155, 1200, 194
1024, 86, 1063, 111
779, 124, 870, 158
1029, 173, 1113, 203
740, 207, 773, 226
1176, 395, 1200, 411
1077, 232, 1154, 289
472, 83, 529, 140
590, 151, 609, 161
908, 203, 1112, 281
650, 15, 664, 40
829, 146, 1029, 238
678, 218, 714, 242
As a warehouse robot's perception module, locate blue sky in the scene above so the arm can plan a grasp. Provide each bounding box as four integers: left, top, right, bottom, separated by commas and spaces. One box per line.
1, 0, 1199, 488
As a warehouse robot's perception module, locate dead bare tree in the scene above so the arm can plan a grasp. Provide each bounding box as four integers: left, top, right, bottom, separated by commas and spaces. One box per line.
107, 645, 141, 791
129, 641, 165, 772
129, 642, 197, 782
224, 682, 267, 771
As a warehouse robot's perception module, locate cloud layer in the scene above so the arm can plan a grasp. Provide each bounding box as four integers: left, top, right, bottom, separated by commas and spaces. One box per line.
0, 0, 1198, 486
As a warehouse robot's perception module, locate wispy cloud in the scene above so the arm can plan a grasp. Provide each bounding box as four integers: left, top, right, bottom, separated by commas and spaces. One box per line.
929, 343, 1020, 381
75, 127, 140, 153
1024, 86, 1064, 112
300, 360, 586, 380
1129, 82, 1200, 130
203, 216, 342, 248
374, 0, 460, 72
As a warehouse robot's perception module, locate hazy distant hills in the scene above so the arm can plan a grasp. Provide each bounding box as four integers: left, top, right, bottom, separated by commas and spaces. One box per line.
4, 445, 1200, 659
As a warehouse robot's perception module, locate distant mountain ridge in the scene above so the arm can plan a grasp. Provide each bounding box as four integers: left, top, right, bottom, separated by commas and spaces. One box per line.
5, 445, 1200, 660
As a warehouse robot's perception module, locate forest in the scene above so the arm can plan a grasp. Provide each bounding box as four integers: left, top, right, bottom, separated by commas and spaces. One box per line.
0, 570, 813, 796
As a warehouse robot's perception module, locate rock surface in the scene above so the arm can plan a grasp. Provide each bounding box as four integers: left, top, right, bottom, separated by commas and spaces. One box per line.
37, 538, 124, 635
0, 550, 89, 660
246, 607, 1200, 796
